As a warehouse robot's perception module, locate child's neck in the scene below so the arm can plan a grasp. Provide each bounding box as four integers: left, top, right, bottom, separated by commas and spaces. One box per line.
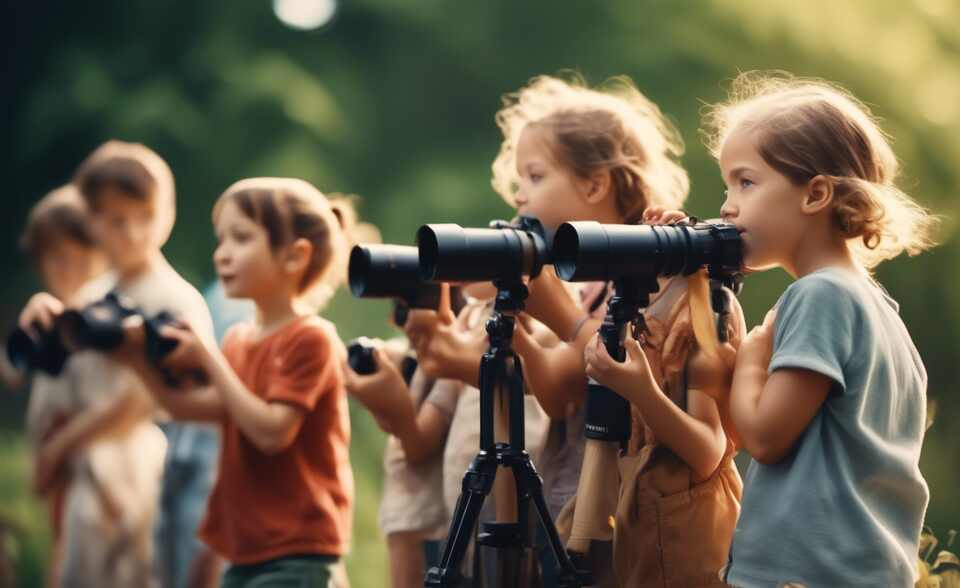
787, 229, 860, 279
254, 290, 301, 338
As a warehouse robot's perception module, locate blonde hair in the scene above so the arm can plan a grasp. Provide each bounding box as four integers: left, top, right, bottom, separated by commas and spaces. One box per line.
492, 74, 690, 224
702, 71, 939, 270
74, 140, 176, 247
213, 178, 362, 310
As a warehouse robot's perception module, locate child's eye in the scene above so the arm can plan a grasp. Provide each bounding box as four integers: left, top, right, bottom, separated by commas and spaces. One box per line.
529, 173, 543, 183
740, 178, 754, 190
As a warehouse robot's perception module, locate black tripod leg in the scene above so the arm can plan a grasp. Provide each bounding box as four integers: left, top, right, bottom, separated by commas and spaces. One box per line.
426, 453, 498, 587
516, 459, 586, 587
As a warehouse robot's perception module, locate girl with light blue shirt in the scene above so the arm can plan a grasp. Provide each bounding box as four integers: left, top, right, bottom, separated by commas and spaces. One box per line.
703, 71, 939, 587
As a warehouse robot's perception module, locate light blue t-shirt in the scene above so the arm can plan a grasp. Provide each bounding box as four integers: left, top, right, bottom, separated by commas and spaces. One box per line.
725, 268, 929, 588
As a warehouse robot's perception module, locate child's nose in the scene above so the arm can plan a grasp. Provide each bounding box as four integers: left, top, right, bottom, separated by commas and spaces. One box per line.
513, 189, 528, 207
720, 194, 737, 221
213, 247, 229, 266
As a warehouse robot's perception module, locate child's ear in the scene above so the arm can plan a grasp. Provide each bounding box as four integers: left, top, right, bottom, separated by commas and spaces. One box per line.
583, 170, 613, 205
284, 238, 313, 275
801, 175, 834, 215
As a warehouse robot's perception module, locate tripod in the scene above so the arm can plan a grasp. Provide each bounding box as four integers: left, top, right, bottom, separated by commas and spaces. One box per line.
425, 281, 585, 588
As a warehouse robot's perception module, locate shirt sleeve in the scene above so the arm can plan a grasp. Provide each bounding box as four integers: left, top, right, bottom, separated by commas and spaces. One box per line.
266, 321, 337, 411
768, 274, 858, 394
424, 378, 462, 420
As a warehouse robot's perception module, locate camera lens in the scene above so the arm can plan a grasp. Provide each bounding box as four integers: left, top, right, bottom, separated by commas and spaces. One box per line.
417, 216, 551, 283
347, 338, 377, 375
349, 244, 442, 310
5, 325, 69, 375
553, 221, 742, 283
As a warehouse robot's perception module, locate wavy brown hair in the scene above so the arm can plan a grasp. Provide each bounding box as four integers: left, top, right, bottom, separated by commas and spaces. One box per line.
492, 74, 689, 224
702, 71, 939, 269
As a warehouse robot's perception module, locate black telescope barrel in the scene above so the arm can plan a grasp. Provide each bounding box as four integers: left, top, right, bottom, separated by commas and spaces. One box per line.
417, 224, 541, 282
553, 221, 743, 282
348, 244, 422, 298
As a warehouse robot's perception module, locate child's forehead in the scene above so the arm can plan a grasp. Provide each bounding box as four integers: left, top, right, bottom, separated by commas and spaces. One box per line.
718, 126, 763, 169
516, 124, 560, 164
214, 198, 259, 229
92, 185, 158, 215
41, 236, 95, 257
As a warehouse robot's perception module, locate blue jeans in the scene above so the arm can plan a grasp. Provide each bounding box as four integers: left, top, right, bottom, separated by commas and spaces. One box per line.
155, 423, 221, 588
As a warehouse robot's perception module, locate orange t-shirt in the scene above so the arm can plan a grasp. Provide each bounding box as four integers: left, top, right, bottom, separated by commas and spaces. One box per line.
199, 316, 353, 565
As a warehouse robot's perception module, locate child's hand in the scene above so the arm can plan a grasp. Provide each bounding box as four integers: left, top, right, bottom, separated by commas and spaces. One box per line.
583, 332, 659, 401
416, 322, 486, 383
735, 310, 776, 378
342, 347, 414, 428
18, 292, 64, 333
402, 283, 457, 349
157, 322, 212, 375
642, 207, 689, 225
411, 284, 486, 385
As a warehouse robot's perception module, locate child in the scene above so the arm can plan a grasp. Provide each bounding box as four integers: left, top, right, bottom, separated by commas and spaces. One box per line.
703, 72, 937, 587
122, 177, 356, 587
342, 293, 466, 588
491, 75, 742, 586
413, 74, 738, 585
18, 140, 216, 587
10, 185, 108, 584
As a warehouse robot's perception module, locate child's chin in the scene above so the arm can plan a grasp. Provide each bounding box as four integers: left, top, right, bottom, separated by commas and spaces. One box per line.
222, 282, 248, 299
743, 257, 778, 273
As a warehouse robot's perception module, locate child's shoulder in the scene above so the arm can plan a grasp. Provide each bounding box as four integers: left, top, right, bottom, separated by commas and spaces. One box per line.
149, 261, 207, 305
278, 315, 341, 353
262, 317, 345, 373
300, 316, 346, 360
779, 267, 866, 311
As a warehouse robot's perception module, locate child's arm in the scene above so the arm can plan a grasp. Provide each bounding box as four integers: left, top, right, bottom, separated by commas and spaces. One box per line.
408, 286, 486, 387
585, 334, 727, 481
344, 349, 455, 465
114, 319, 226, 422
123, 351, 226, 423
34, 385, 153, 494
160, 324, 306, 456
730, 310, 830, 464
523, 267, 585, 343
203, 348, 306, 456
511, 317, 589, 418
118, 319, 304, 454
393, 394, 456, 465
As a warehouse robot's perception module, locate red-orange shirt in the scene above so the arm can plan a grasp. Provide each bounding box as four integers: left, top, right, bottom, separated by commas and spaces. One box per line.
199, 316, 353, 564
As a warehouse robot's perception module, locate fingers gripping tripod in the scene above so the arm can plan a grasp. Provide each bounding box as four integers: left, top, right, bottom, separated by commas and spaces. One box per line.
425, 281, 585, 588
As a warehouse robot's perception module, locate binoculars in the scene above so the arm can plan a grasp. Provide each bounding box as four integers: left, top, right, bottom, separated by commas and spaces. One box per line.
7, 292, 184, 376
